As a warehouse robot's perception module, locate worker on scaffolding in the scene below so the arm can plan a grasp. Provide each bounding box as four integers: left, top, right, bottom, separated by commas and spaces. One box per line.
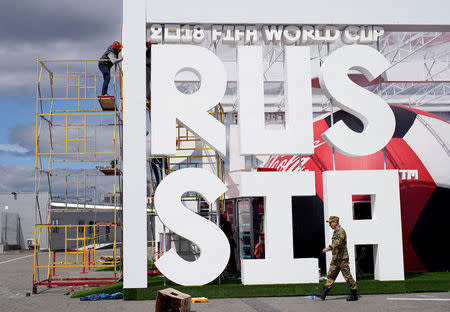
146, 41, 152, 105
151, 157, 168, 190
98, 41, 123, 96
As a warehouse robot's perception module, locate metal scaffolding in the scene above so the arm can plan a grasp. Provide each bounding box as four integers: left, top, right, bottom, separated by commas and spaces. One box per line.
35, 58, 123, 215
34, 55, 227, 287
34, 58, 123, 293
32, 223, 119, 294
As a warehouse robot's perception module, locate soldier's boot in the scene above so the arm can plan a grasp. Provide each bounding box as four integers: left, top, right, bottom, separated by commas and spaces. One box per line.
346, 289, 358, 301
313, 286, 330, 300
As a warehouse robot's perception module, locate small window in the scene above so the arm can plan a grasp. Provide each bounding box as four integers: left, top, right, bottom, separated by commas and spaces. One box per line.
88, 221, 94, 234
78, 220, 84, 234
352, 195, 372, 220
51, 219, 59, 233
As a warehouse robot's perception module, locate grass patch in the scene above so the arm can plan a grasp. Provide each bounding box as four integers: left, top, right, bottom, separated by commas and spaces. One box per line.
95, 260, 153, 272
71, 272, 450, 300
95, 264, 120, 272
405, 272, 450, 281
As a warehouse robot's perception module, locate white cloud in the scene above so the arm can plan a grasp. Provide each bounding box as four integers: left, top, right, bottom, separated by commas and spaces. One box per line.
0, 143, 29, 153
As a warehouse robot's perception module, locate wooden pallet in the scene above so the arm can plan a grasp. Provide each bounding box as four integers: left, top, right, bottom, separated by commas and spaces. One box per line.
97, 95, 116, 111
155, 288, 191, 312
96, 166, 122, 176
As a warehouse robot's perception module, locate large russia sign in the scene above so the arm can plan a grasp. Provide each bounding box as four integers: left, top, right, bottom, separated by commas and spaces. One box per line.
122, 0, 449, 288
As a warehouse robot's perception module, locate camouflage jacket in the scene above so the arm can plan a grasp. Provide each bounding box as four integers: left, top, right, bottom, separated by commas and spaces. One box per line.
328, 226, 349, 260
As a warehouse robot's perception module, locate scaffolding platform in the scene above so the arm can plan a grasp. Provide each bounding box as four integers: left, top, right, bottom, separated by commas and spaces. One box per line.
96, 166, 122, 176
97, 95, 117, 111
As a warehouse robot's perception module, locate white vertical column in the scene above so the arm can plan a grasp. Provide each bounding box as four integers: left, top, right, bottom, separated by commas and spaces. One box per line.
123, 0, 147, 288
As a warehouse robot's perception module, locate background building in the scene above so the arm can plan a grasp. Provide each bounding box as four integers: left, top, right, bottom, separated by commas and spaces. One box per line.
0, 192, 48, 251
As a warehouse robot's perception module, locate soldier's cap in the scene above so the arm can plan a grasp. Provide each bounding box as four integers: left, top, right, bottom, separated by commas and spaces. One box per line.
326, 216, 339, 223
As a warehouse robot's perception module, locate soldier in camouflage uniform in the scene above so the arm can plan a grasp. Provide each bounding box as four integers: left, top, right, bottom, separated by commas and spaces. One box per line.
314, 216, 358, 301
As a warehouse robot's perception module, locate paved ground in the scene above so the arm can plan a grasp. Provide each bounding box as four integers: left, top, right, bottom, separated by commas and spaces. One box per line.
1, 250, 449, 312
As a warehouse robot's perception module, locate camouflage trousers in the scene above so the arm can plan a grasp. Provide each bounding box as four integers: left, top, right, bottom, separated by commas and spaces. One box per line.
325, 258, 357, 290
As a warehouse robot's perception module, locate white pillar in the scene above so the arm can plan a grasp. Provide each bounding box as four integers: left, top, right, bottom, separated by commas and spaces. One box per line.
123, 0, 147, 288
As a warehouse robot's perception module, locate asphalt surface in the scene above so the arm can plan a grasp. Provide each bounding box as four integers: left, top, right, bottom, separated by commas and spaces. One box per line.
1, 250, 449, 312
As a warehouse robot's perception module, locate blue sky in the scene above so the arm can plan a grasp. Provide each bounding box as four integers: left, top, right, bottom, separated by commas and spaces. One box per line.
0, 95, 34, 165
0, 1, 122, 192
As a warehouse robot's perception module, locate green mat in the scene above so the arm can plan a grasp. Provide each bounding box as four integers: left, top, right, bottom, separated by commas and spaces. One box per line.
71, 272, 450, 300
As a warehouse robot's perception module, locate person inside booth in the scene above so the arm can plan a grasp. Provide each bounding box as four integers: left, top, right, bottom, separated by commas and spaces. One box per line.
254, 234, 265, 259
220, 213, 237, 277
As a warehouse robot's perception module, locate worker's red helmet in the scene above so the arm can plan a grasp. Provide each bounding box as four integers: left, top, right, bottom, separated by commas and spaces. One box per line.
112, 41, 123, 50
146, 41, 152, 48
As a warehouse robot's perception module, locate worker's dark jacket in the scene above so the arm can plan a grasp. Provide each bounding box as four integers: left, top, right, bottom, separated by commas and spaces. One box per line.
99, 46, 121, 69
146, 47, 151, 69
